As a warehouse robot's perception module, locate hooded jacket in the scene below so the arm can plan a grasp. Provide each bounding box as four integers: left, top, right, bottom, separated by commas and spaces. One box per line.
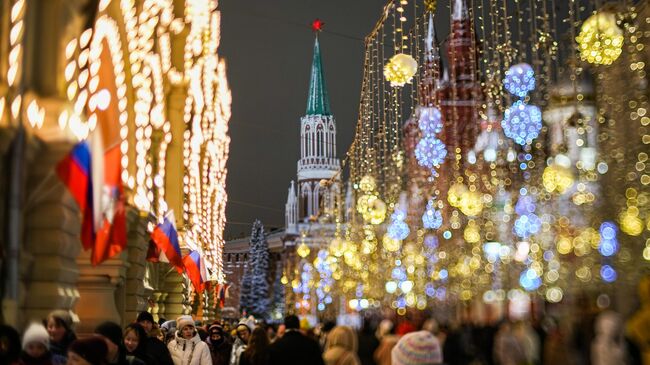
168, 331, 212, 365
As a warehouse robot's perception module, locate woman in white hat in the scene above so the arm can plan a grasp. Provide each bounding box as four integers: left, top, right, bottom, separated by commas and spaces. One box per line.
167, 315, 212, 365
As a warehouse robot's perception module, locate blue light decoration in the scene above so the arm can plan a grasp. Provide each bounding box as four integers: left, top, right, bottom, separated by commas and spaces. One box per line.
515, 194, 536, 216
600, 265, 617, 283
387, 203, 410, 240
438, 269, 448, 280
424, 234, 439, 249
519, 268, 542, 291
504, 63, 536, 98
422, 199, 443, 229
513, 213, 542, 238
418, 106, 443, 136
387, 220, 410, 240
415, 136, 448, 168
483, 242, 502, 261
599, 221, 619, 257
502, 101, 543, 146
425, 283, 436, 297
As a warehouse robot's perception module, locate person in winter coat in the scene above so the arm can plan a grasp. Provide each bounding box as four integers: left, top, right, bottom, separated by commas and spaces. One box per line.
123, 324, 152, 364
357, 319, 378, 365
373, 320, 398, 365
391, 331, 443, 365
45, 310, 77, 365
229, 318, 254, 365
323, 326, 361, 365
67, 337, 108, 365
135, 312, 174, 365
268, 315, 325, 365
591, 311, 631, 365
19, 323, 53, 365
167, 315, 212, 365
206, 324, 232, 365
95, 321, 145, 365
239, 327, 270, 365
0, 324, 21, 365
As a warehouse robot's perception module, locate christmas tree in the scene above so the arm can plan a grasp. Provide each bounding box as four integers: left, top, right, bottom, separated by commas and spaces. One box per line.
248, 220, 270, 319
239, 266, 253, 314
271, 261, 285, 321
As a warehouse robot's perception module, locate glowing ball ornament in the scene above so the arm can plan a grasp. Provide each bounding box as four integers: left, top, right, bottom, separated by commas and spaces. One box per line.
502, 101, 542, 145
543, 164, 575, 194
382, 235, 401, 252
360, 195, 387, 225
423, 200, 443, 229
418, 107, 443, 136
504, 63, 536, 98
329, 238, 346, 257
415, 136, 447, 168
387, 220, 410, 240
448, 183, 468, 208
463, 224, 481, 244
297, 242, 311, 258
384, 53, 418, 87
576, 12, 623, 66
359, 175, 376, 193
459, 191, 484, 217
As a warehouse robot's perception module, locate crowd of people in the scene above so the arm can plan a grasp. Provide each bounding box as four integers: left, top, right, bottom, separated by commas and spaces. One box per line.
0, 308, 644, 365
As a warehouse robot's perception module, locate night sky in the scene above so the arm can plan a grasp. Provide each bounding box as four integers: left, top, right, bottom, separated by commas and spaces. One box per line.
221, 0, 382, 239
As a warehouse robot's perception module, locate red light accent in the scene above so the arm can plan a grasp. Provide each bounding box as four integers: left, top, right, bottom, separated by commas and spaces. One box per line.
312, 19, 324, 32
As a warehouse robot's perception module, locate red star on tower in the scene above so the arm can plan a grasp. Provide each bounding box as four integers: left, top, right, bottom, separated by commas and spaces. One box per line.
312, 19, 324, 32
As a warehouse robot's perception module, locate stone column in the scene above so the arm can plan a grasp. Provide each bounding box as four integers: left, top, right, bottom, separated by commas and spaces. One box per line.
162, 270, 187, 319
75, 252, 127, 335
21, 140, 81, 327
123, 208, 151, 324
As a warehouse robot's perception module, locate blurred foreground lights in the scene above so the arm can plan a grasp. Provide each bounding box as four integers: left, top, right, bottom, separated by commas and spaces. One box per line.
600, 264, 617, 283
520, 268, 542, 291
385, 281, 398, 293
545, 287, 563, 303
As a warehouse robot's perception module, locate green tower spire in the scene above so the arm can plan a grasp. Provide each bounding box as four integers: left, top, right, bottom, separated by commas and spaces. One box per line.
306, 36, 331, 116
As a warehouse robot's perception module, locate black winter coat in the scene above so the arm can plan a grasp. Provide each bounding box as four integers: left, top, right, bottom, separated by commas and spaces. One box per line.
268, 331, 325, 365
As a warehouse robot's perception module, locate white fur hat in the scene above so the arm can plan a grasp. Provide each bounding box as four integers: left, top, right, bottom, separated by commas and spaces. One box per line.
176, 315, 195, 330
22, 322, 50, 350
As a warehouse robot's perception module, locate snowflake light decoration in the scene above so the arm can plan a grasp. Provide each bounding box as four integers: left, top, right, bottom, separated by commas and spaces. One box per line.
502, 100, 542, 146
504, 63, 536, 98
418, 106, 443, 136
415, 136, 447, 168
422, 199, 443, 229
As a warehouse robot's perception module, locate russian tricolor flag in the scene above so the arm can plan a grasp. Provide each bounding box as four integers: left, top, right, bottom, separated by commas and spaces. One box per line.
57, 129, 127, 265
151, 211, 184, 273
183, 250, 207, 293
56, 140, 95, 251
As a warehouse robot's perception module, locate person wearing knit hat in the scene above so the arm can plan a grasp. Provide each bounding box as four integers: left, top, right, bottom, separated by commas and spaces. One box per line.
136, 313, 174, 365
67, 337, 108, 365
95, 321, 143, 365
391, 331, 443, 365
46, 310, 77, 364
207, 324, 232, 365
19, 322, 53, 365
230, 317, 254, 365
136, 312, 155, 333
167, 315, 211, 365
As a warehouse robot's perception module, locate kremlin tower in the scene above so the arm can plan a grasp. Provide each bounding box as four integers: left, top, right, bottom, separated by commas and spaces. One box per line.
285, 31, 341, 235
437, 0, 482, 155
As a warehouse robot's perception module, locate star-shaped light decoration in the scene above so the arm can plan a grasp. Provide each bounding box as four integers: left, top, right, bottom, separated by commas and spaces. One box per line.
312, 19, 324, 32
